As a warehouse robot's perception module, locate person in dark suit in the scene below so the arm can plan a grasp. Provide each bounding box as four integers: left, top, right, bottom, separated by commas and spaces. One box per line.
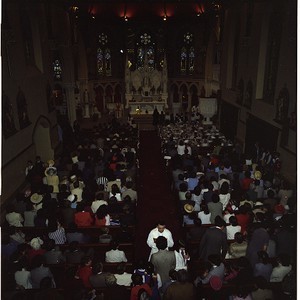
43, 239, 65, 264
89, 262, 110, 288
150, 236, 176, 285
64, 241, 86, 264
198, 216, 228, 260
30, 255, 56, 289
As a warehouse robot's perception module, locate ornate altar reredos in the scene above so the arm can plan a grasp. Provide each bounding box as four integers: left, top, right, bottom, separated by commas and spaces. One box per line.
125, 54, 168, 114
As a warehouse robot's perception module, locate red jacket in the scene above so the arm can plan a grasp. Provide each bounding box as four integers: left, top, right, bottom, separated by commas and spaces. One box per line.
74, 211, 94, 227
130, 283, 152, 300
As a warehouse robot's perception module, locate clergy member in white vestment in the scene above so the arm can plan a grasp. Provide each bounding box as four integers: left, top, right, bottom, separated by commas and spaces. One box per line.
147, 221, 174, 260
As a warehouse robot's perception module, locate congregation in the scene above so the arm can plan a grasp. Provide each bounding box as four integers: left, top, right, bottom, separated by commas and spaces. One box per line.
1, 114, 297, 300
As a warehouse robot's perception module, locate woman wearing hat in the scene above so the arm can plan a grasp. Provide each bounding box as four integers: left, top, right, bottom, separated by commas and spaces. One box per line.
182, 204, 195, 226
44, 166, 59, 193
30, 193, 44, 211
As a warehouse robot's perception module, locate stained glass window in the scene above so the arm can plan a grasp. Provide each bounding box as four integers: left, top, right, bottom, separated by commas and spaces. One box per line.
189, 47, 195, 72
96, 33, 111, 76
181, 32, 195, 74
147, 46, 154, 68
136, 32, 155, 70
53, 59, 62, 80
105, 49, 111, 75
137, 47, 144, 69
181, 47, 187, 72
97, 48, 104, 75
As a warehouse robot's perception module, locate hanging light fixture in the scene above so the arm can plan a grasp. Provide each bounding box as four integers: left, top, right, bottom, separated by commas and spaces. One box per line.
123, 2, 128, 21
163, 1, 167, 21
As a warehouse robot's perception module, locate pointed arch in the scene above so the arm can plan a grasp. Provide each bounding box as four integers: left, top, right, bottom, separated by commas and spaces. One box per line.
114, 84, 122, 103
105, 85, 113, 103
190, 85, 199, 107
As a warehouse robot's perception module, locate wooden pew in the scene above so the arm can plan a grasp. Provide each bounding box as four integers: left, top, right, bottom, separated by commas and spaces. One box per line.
46, 262, 134, 288
59, 242, 135, 262
20, 225, 136, 242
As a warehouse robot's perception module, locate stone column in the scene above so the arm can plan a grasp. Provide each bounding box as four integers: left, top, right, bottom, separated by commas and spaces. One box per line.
64, 83, 77, 125
187, 92, 192, 123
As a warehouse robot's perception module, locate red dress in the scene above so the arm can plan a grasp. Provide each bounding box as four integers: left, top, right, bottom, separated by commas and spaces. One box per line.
76, 266, 92, 288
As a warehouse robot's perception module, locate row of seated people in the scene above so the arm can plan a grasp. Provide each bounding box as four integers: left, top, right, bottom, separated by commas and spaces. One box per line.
2, 233, 292, 300
5, 180, 137, 228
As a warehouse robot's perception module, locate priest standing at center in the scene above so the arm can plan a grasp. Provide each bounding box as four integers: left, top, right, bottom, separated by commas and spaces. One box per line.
147, 221, 174, 260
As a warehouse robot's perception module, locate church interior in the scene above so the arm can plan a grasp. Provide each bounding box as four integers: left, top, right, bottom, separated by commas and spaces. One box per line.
1, 0, 297, 299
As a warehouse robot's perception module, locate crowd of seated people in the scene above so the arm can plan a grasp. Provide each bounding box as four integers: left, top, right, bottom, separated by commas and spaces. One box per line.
1, 118, 142, 299
1, 115, 296, 300
157, 120, 296, 299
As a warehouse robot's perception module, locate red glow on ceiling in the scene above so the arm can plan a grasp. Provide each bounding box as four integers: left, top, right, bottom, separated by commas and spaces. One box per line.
84, 2, 207, 21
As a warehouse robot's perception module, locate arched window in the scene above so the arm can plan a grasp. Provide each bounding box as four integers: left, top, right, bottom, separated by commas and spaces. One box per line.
188, 47, 195, 73
136, 32, 155, 70
180, 32, 195, 75
97, 33, 111, 77
105, 49, 111, 76
53, 59, 62, 80
97, 48, 104, 75
180, 47, 187, 72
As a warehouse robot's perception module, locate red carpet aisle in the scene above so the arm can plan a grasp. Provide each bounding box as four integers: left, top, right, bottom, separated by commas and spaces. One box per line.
134, 130, 182, 262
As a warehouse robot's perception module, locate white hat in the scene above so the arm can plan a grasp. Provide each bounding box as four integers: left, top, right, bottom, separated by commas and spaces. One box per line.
67, 194, 76, 202
184, 204, 194, 214
254, 171, 262, 180
70, 175, 77, 181
30, 237, 44, 250
30, 193, 43, 204
45, 167, 57, 176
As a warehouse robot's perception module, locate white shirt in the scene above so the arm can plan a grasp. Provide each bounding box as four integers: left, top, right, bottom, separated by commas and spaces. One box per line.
174, 249, 188, 271
198, 211, 211, 224
177, 145, 186, 156
91, 200, 108, 214
219, 193, 231, 210
71, 187, 83, 202
223, 213, 234, 224
226, 225, 241, 240
15, 269, 32, 289
270, 264, 292, 282
114, 272, 132, 286
105, 249, 127, 263
211, 181, 219, 191
192, 194, 202, 211
147, 228, 174, 259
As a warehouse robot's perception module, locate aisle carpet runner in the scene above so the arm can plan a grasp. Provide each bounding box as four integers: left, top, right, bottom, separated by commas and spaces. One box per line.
134, 130, 182, 262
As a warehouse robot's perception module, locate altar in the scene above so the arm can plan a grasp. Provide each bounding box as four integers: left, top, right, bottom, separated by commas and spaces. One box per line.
125, 54, 168, 114
129, 101, 165, 115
